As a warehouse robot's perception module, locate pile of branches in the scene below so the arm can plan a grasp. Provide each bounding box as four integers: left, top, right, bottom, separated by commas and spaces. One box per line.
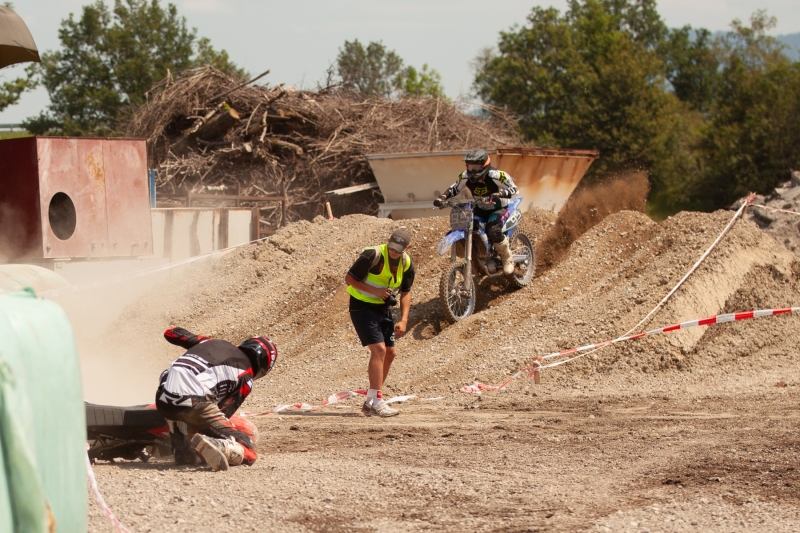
127, 66, 521, 225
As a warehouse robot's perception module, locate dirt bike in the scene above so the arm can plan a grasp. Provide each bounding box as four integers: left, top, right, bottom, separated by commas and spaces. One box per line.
435, 197, 535, 322
85, 402, 256, 464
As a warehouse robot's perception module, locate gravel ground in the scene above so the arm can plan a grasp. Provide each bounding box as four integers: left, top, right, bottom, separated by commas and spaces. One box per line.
76, 203, 800, 532
742, 171, 800, 256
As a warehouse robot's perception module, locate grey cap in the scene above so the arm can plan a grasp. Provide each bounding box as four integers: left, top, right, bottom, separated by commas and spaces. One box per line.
387, 228, 412, 253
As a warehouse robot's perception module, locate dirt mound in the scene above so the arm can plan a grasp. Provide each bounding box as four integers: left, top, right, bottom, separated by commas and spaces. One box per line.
83, 199, 800, 408
129, 66, 521, 223
740, 171, 800, 256
78, 182, 800, 532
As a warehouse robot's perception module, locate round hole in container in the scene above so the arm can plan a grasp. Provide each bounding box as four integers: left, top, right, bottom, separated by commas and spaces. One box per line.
48, 192, 77, 240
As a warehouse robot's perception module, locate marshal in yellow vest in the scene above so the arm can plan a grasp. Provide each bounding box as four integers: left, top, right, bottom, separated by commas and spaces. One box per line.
347, 244, 412, 305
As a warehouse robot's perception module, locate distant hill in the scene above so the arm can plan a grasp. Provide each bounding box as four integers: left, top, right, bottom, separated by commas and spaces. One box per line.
777, 33, 800, 60
709, 31, 799, 60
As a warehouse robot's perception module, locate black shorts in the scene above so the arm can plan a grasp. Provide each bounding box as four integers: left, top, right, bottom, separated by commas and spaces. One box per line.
349, 307, 395, 347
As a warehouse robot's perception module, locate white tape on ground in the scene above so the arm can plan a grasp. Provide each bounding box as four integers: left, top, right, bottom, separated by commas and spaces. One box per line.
750, 204, 800, 217
86, 450, 131, 533
459, 193, 792, 393
461, 306, 800, 392
241, 389, 442, 417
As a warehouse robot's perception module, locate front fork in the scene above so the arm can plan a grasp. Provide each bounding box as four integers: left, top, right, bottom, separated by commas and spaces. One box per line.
463, 221, 474, 291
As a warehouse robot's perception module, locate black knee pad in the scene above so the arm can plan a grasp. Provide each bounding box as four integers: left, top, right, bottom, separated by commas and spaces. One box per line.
487, 224, 504, 244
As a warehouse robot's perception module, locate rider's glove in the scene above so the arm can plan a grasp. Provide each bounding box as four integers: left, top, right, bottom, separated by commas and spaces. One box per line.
164, 327, 209, 349
433, 195, 446, 208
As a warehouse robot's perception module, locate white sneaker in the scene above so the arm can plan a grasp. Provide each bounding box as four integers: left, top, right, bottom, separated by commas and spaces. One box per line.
191, 434, 229, 471
361, 401, 373, 416
370, 400, 399, 418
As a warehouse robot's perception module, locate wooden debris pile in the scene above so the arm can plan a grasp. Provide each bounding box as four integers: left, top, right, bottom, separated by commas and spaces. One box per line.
127, 66, 521, 226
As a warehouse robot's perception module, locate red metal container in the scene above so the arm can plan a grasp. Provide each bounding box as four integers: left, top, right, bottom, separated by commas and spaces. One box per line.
0, 137, 152, 261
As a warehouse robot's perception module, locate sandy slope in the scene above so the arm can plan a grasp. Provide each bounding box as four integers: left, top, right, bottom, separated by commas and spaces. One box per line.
81, 205, 800, 532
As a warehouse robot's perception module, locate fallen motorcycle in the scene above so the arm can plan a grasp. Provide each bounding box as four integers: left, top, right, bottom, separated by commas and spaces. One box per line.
436, 197, 535, 322
85, 402, 256, 463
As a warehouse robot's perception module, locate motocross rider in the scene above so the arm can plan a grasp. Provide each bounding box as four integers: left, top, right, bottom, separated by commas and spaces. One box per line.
155, 327, 277, 471
433, 149, 519, 274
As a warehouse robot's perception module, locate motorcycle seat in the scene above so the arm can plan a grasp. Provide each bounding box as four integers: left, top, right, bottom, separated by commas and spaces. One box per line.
85, 402, 166, 428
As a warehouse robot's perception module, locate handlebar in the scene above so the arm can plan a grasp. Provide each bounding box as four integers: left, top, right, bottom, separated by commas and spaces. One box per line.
435, 197, 496, 209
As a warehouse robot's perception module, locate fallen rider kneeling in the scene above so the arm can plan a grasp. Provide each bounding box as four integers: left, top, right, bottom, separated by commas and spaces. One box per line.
155, 327, 278, 471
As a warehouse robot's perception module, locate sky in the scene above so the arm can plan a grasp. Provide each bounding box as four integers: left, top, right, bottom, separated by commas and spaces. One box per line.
1, 0, 799, 124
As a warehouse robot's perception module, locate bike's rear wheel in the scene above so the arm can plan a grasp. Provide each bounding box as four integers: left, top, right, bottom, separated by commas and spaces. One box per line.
439, 261, 476, 322
506, 230, 535, 288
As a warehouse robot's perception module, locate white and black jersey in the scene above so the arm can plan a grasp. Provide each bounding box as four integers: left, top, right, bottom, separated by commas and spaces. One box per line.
157, 336, 254, 417
443, 168, 519, 207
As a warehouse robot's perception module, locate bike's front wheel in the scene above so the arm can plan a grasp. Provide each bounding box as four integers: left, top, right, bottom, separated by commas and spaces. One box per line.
439, 261, 476, 323
506, 229, 535, 288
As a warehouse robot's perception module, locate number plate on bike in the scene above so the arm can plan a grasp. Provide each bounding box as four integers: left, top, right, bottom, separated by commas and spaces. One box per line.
449, 205, 472, 230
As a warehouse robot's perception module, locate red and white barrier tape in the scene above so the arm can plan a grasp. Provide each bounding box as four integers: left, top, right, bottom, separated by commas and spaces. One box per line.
749, 204, 800, 217
461, 306, 800, 393
84, 389, 441, 532
241, 389, 442, 417
553, 191, 753, 368
86, 449, 131, 533
460, 192, 792, 394
39, 236, 269, 299
627, 192, 756, 335
461, 307, 800, 394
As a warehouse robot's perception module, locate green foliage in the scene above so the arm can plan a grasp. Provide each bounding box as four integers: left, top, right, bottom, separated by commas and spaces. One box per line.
695, 12, 800, 209
394, 64, 445, 98
661, 26, 719, 112
336, 39, 445, 98
0, 76, 30, 112
474, 1, 800, 215
25, 0, 244, 136
0, 130, 31, 140
336, 40, 403, 97
474, 0, 688, 194
195, 37, 246, 79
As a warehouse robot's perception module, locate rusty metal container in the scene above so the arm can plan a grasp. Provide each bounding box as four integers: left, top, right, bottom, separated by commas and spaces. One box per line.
151, 207, 254, 262
366, 147, 598, 219
0, 137, 153, 260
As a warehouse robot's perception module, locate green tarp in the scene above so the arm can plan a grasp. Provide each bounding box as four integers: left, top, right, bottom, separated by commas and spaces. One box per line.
0, 289, 87, 532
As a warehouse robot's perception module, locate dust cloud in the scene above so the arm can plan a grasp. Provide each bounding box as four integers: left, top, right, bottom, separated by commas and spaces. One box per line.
536, 171, 650, 273
51, 265, 172, 406
0, 200, 171, 404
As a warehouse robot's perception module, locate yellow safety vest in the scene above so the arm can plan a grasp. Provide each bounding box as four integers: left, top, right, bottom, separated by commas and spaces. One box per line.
347, 244, 411, 305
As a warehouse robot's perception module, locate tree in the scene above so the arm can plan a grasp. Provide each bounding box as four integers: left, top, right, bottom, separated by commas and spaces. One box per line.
0, 76, 29, 112
661, 26, 720, 112
394, 64, 445, 98
336, 40, 403, 97
695, 12, 800, 209
25, 0, 245, 136
336, 39, 445, 98
473, 0, 692, 200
